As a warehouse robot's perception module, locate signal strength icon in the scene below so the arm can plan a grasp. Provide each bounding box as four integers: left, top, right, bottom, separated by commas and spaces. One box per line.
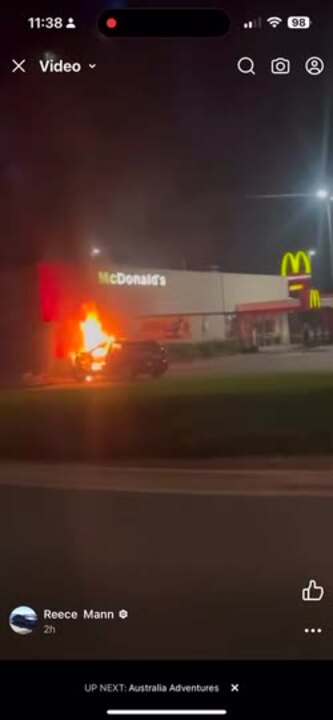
267, 16, 283, 28
243, 17, 262, 29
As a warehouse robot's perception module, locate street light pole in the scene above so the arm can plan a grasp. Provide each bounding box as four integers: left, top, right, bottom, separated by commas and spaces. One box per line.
315, 190, 333, 289
327, 198, 333, 289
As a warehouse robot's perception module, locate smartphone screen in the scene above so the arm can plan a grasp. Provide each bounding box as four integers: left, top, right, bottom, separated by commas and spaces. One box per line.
1, 0, 332, 717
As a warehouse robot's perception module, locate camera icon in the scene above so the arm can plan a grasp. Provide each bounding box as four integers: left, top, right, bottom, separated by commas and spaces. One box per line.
271, 57, 291, 75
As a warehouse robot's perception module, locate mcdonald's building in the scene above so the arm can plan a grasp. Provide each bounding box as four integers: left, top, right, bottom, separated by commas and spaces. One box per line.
0, 257, 332, 380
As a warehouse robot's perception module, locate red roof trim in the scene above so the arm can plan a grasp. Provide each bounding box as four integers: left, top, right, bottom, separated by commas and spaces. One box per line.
236, 299, 300, 313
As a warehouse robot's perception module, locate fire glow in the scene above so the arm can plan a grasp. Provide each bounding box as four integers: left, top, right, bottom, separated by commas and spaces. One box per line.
79, 306, 114, 361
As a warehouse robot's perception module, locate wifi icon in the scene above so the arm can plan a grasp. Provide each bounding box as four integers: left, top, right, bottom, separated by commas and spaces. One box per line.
267, 16, 283, 28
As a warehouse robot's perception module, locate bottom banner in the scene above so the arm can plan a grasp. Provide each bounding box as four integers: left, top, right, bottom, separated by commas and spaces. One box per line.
0, 660, 330, 719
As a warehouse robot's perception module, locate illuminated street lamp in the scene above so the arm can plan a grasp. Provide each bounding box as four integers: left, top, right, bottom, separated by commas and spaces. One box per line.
250, 187, 333, 286
316, 189, 329, 199
90, 246, 101, 258
308, 249, 316, 257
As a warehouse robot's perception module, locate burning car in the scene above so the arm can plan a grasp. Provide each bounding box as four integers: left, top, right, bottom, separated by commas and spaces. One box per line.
74, 340, 169, 381
71, 305, 115, 380
72, 306, 168, 381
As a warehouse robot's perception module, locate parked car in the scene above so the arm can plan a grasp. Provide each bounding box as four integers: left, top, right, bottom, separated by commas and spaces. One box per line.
105, 340, 169, 379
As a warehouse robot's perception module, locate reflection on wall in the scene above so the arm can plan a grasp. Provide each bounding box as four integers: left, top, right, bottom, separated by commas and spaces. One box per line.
140, 315, 192, 340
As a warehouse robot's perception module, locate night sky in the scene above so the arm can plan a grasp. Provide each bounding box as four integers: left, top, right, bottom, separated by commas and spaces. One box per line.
2, 0, 333, 287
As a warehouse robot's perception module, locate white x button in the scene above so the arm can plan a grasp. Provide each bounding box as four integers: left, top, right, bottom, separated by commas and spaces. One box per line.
12, 59, 26, 73
231, 684, 239, 693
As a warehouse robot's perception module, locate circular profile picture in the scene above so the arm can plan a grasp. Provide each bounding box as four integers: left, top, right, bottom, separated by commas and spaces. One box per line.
9, 606, 38, 635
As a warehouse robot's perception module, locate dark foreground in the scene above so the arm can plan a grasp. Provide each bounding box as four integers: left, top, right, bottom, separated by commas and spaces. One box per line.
1, 463, 333, 660
2, 372, 333, 461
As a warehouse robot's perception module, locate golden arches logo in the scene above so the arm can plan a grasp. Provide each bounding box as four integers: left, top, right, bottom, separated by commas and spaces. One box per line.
310, 288, 321, 309
280, 251, 312, 277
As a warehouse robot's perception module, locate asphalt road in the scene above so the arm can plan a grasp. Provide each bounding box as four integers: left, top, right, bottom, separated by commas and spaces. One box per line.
169, 346, 333, 376
2, 463, 333, 661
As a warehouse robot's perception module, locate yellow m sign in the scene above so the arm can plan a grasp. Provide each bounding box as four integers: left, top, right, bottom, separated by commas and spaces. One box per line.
280, 251, 312, 277
309, 288, 321, 308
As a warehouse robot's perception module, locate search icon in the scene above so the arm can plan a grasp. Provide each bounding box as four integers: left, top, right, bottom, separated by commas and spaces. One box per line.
237, 56, 256, 75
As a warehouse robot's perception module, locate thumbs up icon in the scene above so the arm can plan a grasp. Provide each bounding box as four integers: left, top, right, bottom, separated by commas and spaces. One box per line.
302, 580, 325, 602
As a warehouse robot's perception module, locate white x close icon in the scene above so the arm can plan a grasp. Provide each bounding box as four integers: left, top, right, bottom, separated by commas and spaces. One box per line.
231, 684, 239, 693
12, 59, 26, 73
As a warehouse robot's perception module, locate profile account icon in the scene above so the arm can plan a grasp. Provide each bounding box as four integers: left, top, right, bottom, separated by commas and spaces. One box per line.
305, 57, 324, 76
237, 57, 256, 75
9, 606, 38, 634
66, 17, 76, 30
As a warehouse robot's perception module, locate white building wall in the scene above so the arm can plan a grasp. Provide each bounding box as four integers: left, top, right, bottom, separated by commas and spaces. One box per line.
281, 313, 290, 344
221, 273, 289, 312
144, 269, 289, 314
202, 314, 227, 341
184, 314, 227, 342
147, 270, 224, 315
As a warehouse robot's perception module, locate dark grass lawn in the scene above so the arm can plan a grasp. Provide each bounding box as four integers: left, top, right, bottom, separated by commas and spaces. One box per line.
2, 373, 333, 462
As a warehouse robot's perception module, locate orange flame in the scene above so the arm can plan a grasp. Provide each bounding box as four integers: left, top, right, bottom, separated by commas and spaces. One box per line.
80, 306, 114, 360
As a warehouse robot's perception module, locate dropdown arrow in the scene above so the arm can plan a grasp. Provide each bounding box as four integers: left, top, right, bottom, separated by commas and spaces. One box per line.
88, 63, 96, 69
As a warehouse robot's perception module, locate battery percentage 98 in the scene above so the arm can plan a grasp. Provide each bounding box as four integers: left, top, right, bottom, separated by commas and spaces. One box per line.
287, 16, 312, 29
